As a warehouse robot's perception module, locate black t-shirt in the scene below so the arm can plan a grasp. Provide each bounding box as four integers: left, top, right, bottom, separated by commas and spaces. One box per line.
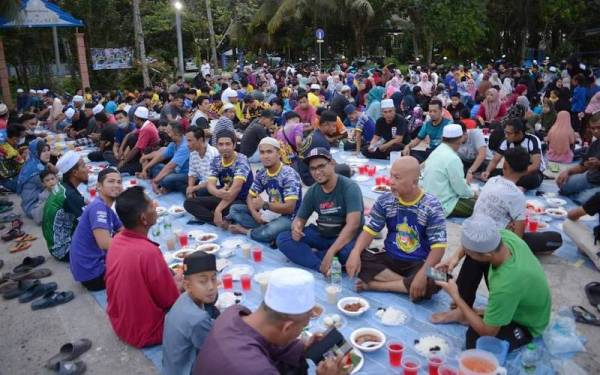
584, 139, 600, 184
583, 192, 600, 216
100, 124, 118, 150
447, 102, 465, 121
330, 93, 350, 120
374, 115, 409, 144
239, 120, 267, 157
71, 110, 89, 132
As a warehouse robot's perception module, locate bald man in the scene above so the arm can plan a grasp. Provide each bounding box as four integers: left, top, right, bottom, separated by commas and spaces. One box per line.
346, 156, 447, 301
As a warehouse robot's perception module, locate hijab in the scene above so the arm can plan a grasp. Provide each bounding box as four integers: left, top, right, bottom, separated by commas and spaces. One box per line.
585, 92, 600, 115
500, 77, 513, 99
386, 77, 401, 98
477, 80, 492, 99
547, 111, 575, 157
17, 138, 47, 194
490, 73, 502, 88
541, 100, 557, 131
366, 86, 385, 107
482, 88, 501, 122
516, 95, 530, 112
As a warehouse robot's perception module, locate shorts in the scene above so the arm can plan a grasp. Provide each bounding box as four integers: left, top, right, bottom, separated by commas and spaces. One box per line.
358, 251, 440, 300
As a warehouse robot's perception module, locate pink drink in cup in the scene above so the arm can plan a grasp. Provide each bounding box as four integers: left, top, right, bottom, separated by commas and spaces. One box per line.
89, 187, 96, 199
528, 218, 538, 232
376, 176, 384, 185
428, 355, 444, 375
359, 165, 367, 175
368, 166, 376, 176
387, 342, 404, 367
482, 128, 490, 136
179, 233, 188, 248
222, 274, 233, 290
130, 178, 137, 185
438, 365, 458, 375
252, 248, 263, 262
241, 274, 251, 291
402, 356, 421, 375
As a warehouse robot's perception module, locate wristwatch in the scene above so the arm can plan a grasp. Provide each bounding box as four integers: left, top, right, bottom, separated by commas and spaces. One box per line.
262, 201, 270, 211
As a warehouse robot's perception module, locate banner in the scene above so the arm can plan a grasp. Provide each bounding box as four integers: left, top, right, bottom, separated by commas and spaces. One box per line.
90, 48, 133, 70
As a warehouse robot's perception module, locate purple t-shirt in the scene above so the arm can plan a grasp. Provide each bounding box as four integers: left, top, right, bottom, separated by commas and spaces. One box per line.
277, 123, 303, 148
69, 197, 122, 282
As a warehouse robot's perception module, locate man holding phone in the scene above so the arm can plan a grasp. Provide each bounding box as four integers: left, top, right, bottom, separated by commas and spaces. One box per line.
557, 112, 600, 203
346, 156, 447, 301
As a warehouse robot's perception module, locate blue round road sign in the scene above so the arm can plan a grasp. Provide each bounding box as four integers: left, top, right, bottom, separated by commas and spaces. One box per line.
315, 28, 325, 40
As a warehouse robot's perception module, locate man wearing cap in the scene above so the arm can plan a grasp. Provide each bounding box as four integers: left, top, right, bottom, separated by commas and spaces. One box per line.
194, 267, 346, 375
211, 103, 236, 145
228, 137, 302, 245
362, 98, 409, 160
432, 215, 551, 351
43, 151, 89, 261
16, 88, 29, 113
118, 106, 160, 175
422, 123, 476, 217
184, 130, 253, 227
162, 252, 219, 375
347, 156, 446, 301
402, 99, 451, 162
344, 104, 375, 154
106, 186, 180, 348
278, 148, 363, 275
297, 110, 352, 186
221, 88, 244, 123
139, 121, 190, 194
308, 83, 322, 108
239, 110, 277, 163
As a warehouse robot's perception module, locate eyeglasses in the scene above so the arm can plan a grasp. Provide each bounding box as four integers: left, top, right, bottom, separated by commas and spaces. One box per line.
309, 161, 330, 173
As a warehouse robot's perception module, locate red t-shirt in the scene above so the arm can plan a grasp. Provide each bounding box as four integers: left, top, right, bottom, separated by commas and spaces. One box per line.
135, 121, 160, 151
105, 229, 179, 348
0, 118, 6, 130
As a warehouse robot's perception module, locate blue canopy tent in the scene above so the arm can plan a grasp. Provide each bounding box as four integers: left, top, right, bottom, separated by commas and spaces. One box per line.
0, 0, 86, 106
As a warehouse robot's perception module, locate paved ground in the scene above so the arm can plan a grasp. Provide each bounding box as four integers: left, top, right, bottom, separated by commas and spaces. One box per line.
1, 193, 600, 374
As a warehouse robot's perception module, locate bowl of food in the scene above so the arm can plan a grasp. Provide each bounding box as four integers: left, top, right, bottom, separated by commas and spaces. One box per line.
350, 327, 386, 352
195, 232, 218, 243
545, 207, 567, 219
156, 206, 167, 216
172, 247, 199, 260
545, 197, 567, 207
168, 206, 186, 217
337, 297, 370, 317
310, 304, 324, 320
321, 313, 345, 329
196, 243, 221, 254
371, 185, 391, 194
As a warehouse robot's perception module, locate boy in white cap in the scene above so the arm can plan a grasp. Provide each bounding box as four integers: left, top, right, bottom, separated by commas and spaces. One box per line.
308, 83, 321, 108
422, 123, 476, 217
432, 215, 551, 351
118, 106, 160, 175
228, 136, 302, 245
194, 267, 346, 375
362, 98, 409, 159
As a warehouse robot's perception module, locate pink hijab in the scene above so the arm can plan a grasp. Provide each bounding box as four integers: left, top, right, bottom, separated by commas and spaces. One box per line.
585, 92, 600, 115
547, 111, 575, 163
386, 77, 401, 98
482, 88, 501, 122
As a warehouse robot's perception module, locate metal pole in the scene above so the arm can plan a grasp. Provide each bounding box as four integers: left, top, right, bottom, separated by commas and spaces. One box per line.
175, 10, 185, 77
52, 27, 61, 75
318, 42, 322, 68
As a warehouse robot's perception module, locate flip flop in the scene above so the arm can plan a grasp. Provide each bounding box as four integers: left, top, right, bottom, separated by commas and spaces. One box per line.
10, 218, 23, 230
0, 213, 21, 224
0, 199, 13, 207
9, 241, 31, 253
2, 279, 40, 300
19, 282, 57, 303
585, 282, 600, 312
31, 290, 74, 310
0, 205, 12, 214
13, 256, 46, 274
58, 360, 87, 375
572, 305, 600, 326
15, 234, 37, 243
2, 228, 24, 242
10, 268, 52, 281
45, 339, 93, 370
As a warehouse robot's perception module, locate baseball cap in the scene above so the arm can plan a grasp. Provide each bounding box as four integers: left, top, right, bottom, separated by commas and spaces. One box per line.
303, 147, 332, 165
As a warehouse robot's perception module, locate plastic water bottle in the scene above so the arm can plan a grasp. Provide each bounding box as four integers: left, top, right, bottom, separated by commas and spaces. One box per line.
331, 257, 342, 289
521, 343, 539, 373
339, 140, 345, 152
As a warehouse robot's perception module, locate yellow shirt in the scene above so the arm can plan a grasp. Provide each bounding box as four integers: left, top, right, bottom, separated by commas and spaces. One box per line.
308, 92, 321, 108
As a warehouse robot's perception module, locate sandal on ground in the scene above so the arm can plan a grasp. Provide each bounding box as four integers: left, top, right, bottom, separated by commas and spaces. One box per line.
585, 282, 600, 312
2, 279, 40, 299
0, 213, 21, 224
0, 205, 12, 214
15, 234, 38, 243
13, 256, 45, 273
19, 282, 57, 303
9, 241, 31, 253
1, 228, 24, 242
57, 360, 87, 375
31, 290, 75, 310
0, 199, 13, 207
10, 268, 52, 281
10, 218, 23, 230
45, 339, 93, 370
572, 305, 600, 326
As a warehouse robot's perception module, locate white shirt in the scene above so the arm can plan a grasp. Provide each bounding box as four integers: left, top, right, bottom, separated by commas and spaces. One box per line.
201, 63, 211, 77
188, 144, 218, 182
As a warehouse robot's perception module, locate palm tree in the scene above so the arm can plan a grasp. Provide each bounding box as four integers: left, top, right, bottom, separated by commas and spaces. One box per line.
204, 0, 218, 68
132, 0, 150, 87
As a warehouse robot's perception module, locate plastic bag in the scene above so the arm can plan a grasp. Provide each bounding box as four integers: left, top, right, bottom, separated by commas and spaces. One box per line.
551, 359, 588, 375
542, 307, 586, 356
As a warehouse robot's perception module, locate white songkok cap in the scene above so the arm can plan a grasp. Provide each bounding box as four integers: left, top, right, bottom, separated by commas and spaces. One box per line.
92, 104, 104, 115
265, 268, 315, 314
134, 106, 149, 119
56, 151, 81, 175
259, 136, 280, 150
380, 99, 395, 109
443, 124, 463, 138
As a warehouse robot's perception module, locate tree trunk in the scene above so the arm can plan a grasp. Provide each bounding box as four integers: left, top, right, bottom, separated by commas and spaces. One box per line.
412, 31, 419, 60
425, 34, 433, 65
520, 0, 530, 64
204, 0, 219, 68
133, 0, 150, 87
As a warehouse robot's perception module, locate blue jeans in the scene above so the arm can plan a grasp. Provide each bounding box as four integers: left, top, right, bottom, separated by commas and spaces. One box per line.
559, 172, 600, 204
227, 204, 292, 243
149, 164, 188, 193
0, 176, 17, 192
276, 224, 357, 271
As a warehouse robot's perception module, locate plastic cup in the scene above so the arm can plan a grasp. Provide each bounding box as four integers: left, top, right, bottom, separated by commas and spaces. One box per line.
402, 356, 421, 375
325, 285, 340, 304
387, 342, 404, 367
359, 165, 367, 175
384, 176, 392, 186
252, 248, 262, 262
438, 365, 459, 375
482, 128, 490, 136
222, 274, 233, 290
179, 233, 188, 248
89, 187, 96, 199
130, 178, 137, 185
528, 218, 538, 233
166, 237, 176, 251
367, 166, 376, 176
241, 274, 251, 291
376, 176, 384, 185
241, 244, 251, 258
428, 355, 445, 375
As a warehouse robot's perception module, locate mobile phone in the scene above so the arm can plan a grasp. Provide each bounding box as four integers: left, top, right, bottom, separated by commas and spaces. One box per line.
305, 327, 352, 364
426, 266, 450, 282
365, 247, 385, 255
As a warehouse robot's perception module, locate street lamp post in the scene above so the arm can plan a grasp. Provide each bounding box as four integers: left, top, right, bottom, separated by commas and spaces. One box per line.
174, 1, 185, 77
